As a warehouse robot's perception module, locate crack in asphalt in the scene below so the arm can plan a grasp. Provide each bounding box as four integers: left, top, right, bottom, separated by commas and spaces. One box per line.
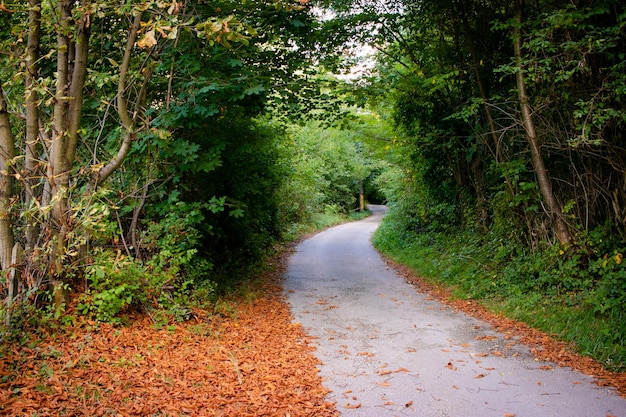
284, 205, 626, 417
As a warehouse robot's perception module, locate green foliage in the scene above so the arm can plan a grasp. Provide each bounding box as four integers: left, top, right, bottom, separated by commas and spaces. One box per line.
77, 252, 147, 323
0, 0, 345, 328
276, 118, 392, 240
73, 198, 216, 324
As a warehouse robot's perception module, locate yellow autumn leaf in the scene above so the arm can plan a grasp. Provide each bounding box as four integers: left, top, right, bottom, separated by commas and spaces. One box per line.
614, 253, 622, 264
137, 30, 157, 49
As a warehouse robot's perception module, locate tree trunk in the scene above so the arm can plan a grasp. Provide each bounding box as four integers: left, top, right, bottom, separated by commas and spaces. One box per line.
456, 10, 516, 210
459, 15, 504, 164
0, 85, 17, 323
49, 0, 91, 313
471, 153, 489, 233
24, 0, 42, 253
359, 180, 365, 212
513, 0, 572, 246
49, 0, 72, 279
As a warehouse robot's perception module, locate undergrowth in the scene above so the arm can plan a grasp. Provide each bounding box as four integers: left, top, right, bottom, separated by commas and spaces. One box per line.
372, 209, 626, 372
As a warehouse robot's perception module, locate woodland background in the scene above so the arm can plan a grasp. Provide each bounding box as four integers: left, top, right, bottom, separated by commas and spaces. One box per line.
0, 0, 624, 378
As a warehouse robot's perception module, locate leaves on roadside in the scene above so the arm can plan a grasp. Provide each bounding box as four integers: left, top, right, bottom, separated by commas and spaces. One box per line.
0, 266, 338, 416
381, 257, 626, 396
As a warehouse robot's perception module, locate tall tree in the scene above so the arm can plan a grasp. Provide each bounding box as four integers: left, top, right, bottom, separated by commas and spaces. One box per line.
513, 0, 572, 245
0, 84, 16, 316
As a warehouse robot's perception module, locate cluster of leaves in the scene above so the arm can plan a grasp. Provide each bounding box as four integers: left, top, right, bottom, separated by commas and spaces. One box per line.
0, 274, 338, 416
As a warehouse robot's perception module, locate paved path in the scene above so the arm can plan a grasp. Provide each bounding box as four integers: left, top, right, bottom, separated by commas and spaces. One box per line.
284, 205, 626, 417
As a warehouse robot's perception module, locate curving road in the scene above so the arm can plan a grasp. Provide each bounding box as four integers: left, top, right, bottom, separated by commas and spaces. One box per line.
284, 205, 626, 417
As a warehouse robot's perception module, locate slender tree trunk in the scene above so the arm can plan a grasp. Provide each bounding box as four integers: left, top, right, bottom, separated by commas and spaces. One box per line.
457, 11, 516, 224
471, 153, 489, 233
513, 0, 572, 246
359, 180, 365, 212
0, 85, 17, 322
459, 16, 504, 163
50, 0, 72, 280
24, 0, 42, 252
66, 4, 90, 166
49, 0, 91, 312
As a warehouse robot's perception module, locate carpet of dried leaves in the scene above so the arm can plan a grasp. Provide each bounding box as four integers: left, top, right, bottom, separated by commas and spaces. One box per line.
0, 258, 338, 417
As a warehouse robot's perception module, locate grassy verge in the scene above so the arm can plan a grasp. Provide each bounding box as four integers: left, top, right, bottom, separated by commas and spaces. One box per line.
372, 215, 626, 373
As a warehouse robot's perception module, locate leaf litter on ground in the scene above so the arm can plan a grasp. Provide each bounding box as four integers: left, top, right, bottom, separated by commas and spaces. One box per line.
0, 254, 338, 417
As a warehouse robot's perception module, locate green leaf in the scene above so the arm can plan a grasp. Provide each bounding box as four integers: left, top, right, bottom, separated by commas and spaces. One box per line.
243, 85, 266, 96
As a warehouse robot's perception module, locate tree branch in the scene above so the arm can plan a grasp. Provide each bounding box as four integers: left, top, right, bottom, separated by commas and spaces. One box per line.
96, 12, 142, 184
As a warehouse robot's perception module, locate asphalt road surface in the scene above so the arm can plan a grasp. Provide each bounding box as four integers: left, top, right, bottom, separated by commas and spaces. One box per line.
284, 205, 626, 417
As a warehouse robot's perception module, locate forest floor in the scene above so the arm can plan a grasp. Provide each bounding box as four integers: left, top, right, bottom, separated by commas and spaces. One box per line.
0, 253, 338, 417
0, 248, 624, 417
